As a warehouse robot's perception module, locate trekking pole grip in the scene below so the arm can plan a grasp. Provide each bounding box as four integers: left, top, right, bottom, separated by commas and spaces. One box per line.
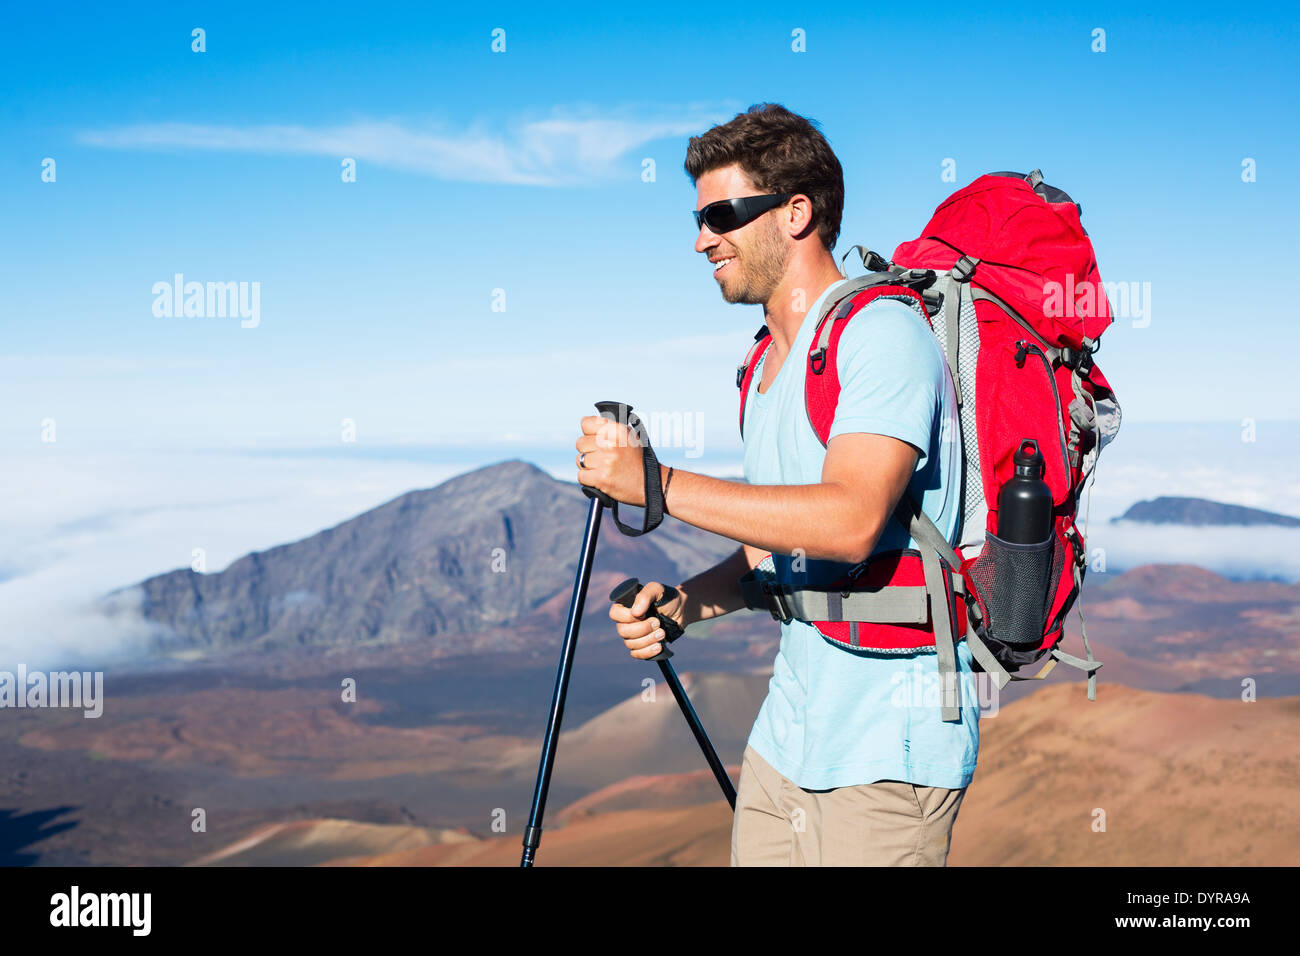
594, 400, 633, 421
582, 402, 634, 507
610, 577, 684, 662
609, 578, 736, 809
584, 401, 666, 536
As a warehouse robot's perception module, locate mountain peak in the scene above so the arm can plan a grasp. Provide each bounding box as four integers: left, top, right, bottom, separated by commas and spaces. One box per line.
113, 459, 736, 657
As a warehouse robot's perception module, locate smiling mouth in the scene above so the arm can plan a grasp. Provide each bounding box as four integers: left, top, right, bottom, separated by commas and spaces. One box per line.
712, 256, 735, 274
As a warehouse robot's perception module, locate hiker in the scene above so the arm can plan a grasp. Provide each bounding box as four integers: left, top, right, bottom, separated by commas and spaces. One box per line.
575, 103, 975, 866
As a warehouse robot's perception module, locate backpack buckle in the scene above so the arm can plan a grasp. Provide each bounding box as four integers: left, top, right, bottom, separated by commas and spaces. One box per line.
862, 249, 892, 272
950, 255, 979, 282
1063, 524, 1087, 568
761, 580, 794, 623
809, 348, 827, 375
841, 557, 872, 599
898, 268, 937, 289
1060, 346, 1095, 375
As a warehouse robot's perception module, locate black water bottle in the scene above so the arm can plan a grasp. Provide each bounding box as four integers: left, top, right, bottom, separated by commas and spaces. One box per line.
997, 439, 1052, 543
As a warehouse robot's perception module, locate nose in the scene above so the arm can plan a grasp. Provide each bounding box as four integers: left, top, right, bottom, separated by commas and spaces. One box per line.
694, 221, 718, 254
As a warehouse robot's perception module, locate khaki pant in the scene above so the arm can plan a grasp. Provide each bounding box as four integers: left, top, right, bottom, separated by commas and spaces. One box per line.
730, 745, 966, 866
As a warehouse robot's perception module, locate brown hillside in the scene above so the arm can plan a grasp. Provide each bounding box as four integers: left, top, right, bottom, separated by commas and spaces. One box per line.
198, 681, 1300, 866
949, 682, 1300, 865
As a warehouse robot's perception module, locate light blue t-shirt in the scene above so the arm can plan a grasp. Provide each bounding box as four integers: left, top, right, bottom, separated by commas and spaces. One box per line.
743, 277, 980, 791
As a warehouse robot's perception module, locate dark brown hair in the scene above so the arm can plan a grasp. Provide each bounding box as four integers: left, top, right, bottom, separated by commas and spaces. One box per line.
684, 103, 844, 250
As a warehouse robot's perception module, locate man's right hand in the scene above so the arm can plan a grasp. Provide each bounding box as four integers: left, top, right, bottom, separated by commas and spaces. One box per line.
609, 581, 687, 661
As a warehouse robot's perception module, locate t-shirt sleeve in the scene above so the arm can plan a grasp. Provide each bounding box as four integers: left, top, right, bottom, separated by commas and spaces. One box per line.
825, 299, 947, 467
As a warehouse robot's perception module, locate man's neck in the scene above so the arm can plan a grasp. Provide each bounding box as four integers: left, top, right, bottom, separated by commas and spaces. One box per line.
762, 256, 848, 355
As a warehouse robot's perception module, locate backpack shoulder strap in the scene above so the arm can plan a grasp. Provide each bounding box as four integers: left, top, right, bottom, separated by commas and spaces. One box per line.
736, 325, 771, 439
804, 280, 930, 447
737, 270, 931, 441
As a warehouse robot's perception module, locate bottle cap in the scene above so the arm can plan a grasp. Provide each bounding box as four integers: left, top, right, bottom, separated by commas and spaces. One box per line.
1013, 439, 1044, 477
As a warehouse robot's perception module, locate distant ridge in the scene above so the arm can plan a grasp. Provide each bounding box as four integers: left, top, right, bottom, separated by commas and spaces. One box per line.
108, 459, 739, 656
1113, 495, 1300, 527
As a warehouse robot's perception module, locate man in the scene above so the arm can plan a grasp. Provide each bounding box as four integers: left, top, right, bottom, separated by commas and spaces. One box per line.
574, 103, 977, 866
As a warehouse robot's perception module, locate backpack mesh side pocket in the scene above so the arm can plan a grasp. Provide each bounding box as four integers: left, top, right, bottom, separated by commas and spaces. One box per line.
968, 530, 1058, 648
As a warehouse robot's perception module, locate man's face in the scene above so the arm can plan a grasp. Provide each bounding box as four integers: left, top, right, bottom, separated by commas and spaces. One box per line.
694, 165, 791, 305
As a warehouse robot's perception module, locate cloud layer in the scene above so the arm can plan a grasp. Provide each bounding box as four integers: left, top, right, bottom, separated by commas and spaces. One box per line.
79, 107, 731, 185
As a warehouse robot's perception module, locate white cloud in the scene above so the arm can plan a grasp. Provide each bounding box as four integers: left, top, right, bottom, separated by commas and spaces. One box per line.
78, 107, 732, 186
1089, 521, 1300, 582
0, 451, 472, 668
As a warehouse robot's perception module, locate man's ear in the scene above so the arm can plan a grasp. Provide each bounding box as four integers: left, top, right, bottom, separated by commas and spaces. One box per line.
788, 194, 818, 241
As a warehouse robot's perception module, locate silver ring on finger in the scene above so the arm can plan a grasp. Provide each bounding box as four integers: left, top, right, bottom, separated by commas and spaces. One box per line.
579, 451, 588, 469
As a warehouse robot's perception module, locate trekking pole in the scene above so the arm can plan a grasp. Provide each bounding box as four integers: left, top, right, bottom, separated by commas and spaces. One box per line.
520, 400, 655, 867
519, 483, 606, 868
609, 578, 737, 809
521, 401, 734, 867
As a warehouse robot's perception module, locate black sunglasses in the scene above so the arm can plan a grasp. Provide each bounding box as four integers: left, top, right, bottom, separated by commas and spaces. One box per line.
693, 193, 796, 233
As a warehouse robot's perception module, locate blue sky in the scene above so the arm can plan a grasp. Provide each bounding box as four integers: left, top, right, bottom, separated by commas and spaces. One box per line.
1, 1, 1298, 461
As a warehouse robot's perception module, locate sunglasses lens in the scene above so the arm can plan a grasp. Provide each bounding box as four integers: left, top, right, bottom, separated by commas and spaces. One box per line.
711, 208, 740, 231
701, 202, 739, 233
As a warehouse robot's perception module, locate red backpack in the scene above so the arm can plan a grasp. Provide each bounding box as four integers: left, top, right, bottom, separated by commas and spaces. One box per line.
736, 170, 1122, 720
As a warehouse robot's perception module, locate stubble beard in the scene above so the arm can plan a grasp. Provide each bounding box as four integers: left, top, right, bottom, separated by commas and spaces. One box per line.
719, 217, 791, 306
